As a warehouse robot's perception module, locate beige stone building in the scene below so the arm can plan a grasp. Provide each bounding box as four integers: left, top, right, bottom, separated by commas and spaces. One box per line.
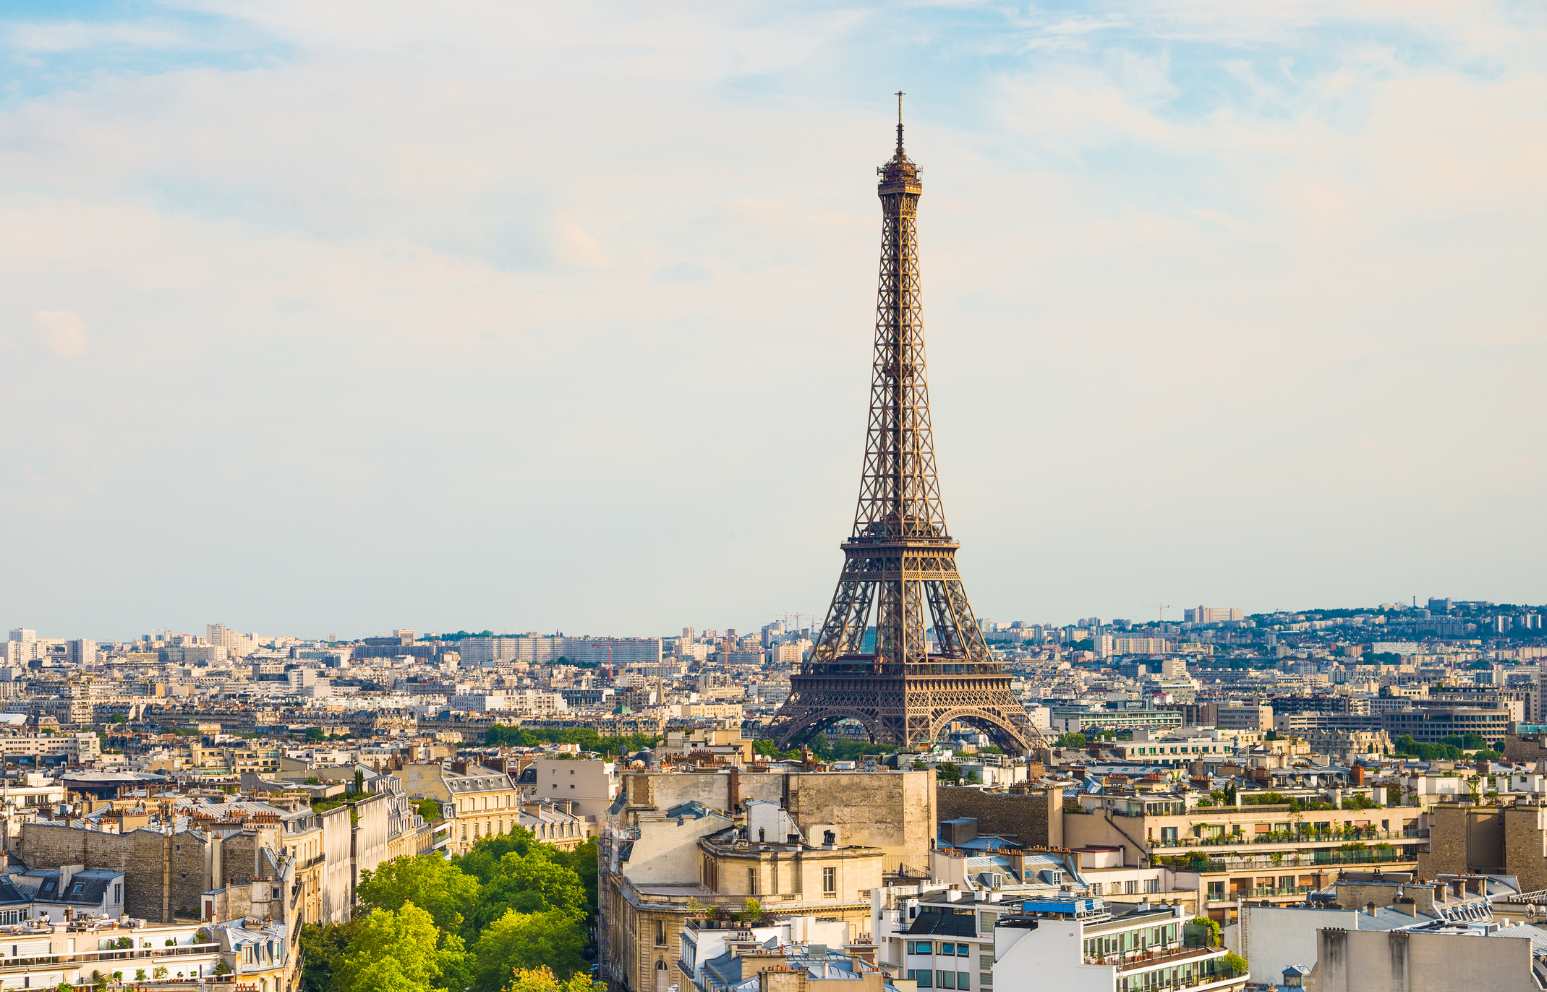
1065, 794, 1426, 922
0, 917, 298, 992
1419, 800, 1547, 891
1308, 923, 1544, 992
600, 768, 930, 992
618, 768, 936, 873
400, 762, 524, 854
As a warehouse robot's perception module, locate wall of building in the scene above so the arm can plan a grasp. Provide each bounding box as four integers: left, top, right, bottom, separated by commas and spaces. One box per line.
782, 771, 934, 873
620, 769, 932, 873
319, 805, 354, 925
936, 786, 1063, 849
1312, 928, 1534, 992
17, 823, 212, 922
1418, 805, 1504, 878
1226, 905, 1359, 980
1503, 805, 1547, 892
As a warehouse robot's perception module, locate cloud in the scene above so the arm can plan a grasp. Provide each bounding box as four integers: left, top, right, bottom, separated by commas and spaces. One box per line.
32, 310, 87, 358
0, 1, 1543, 636
4, 21, 187, 53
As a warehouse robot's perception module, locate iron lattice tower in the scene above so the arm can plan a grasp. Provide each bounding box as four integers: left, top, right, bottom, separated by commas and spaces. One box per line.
771, 97, 1047, 756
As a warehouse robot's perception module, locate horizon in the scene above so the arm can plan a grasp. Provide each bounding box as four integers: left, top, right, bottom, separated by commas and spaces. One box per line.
4, 3, 1544, 638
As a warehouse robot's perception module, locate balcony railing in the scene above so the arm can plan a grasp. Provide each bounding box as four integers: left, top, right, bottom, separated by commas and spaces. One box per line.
0, 942, 221, 973
1154, 827, 1422, 850
1161, 846, 1421, 874
1089, 944, 1218, 972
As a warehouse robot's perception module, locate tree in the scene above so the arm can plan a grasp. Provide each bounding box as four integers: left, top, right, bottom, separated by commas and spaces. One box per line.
737, 898, 763, 923
335, 903, 467, 992
550, 838, 600, 921
359, 856, 481, 933
301, 919, 359, 992
503, 965, 604, 992
935, 762, 962, 785
1054, 732, 1087, 749
466, 849, 587, 933
470, 909, 588, 992
1219, 951, 1248, 978
456, 828, 539, 883
1186, 916, 1221, 949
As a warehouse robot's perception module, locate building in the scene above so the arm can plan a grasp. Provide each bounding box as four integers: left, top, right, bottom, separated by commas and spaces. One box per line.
600, 767, 935, 992
399, 762, 523, 854
677, 918, 869, 992
1309, 920, 1547, 992
1064, 794, 1426, 922
0, 732, 100, 762
1106, 730, 1247, 766
1418, 801, 1547, 892
1184, 608, 1243, 625
522, 756, 616, 823
1224, 873, 1500, 984
0, 918, 279, 992
1382, 706, 1511, 744
1215, 704, 1273, 733
991, 899, 1247, 992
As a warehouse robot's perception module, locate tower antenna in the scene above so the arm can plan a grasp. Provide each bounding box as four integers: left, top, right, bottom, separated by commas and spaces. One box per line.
895, 90, 905, 154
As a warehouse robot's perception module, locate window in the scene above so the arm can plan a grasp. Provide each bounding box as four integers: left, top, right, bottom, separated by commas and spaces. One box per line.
654, 921, 666, 947
747, 868, 759, 895
937, 971, 956, 989
908, 970, 933, 988
823, 867, 837, 895
956, 944, 970, 957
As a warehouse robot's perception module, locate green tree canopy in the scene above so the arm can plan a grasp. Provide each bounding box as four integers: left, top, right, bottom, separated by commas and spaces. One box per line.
334, 903, 467, 992
470, 909, 588, 992
503, 965, 603, 992
359, 856, 482, 933
456, 828, 538, 884
467, 849, 587, 933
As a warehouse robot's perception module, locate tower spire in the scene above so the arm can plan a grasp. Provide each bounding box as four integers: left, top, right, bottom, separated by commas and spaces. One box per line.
895, 90, 905, 155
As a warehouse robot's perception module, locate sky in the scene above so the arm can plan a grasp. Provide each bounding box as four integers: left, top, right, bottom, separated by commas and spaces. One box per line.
1, 2, 1544, 641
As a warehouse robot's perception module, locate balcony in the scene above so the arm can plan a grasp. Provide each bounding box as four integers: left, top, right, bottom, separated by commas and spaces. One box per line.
1159, 845, 1421, 875
1089, 944, 1218, 972
0, 941, 222, 974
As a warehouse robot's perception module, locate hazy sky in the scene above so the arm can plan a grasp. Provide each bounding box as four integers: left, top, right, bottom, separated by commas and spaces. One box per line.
2, 2, 1544, 641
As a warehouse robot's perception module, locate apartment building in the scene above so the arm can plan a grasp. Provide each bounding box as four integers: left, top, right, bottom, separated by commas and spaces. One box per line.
992, 900, 1248, 992
1065, 794, 1425, 922
600, 803, 884, 992
399, 762, 523, 854
1106, 730, 1250, 766
522, 756, 617, 823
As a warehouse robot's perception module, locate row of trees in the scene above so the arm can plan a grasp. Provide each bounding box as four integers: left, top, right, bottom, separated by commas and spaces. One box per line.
751, 735, 894, 762
301, 827, 599, 992
1392, 733, 1503, 762
484, 725, 657, 755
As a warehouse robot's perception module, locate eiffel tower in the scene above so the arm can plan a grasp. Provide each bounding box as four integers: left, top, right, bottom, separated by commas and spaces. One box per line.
770, 96, 1047, 756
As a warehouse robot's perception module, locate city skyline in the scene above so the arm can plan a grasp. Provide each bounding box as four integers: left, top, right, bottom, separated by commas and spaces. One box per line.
4, 2, 1546, 637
